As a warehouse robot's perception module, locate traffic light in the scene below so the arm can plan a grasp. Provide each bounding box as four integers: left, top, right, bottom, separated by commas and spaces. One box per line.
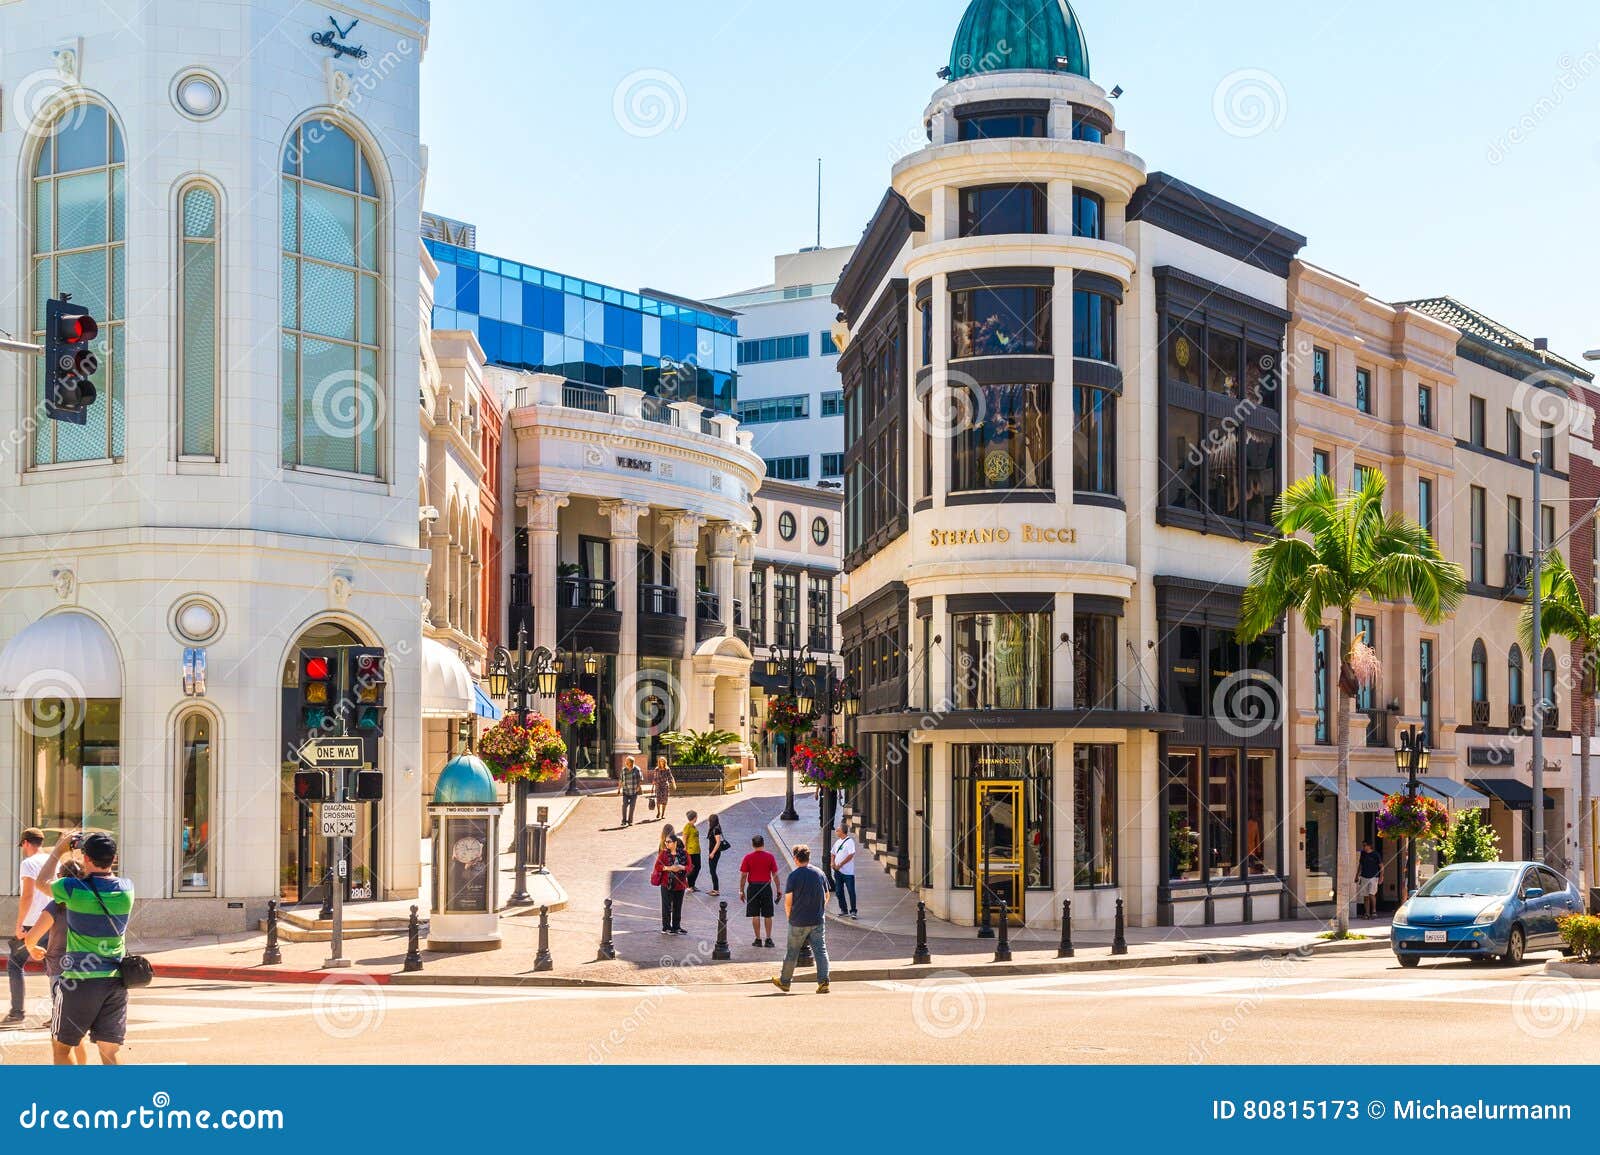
43, 296, 99, 425
299, 649, 338, 732
293, 770, 329, 802
349, 647, 386, 735
352, 770, 384, 802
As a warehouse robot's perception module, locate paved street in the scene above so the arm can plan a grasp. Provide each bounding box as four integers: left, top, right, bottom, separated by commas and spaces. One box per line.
3, 952, 1594, 1065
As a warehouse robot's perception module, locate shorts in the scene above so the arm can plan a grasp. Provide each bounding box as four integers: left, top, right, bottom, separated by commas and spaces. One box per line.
1357, 875, 1380, 899
745, 882, 775, 919
53, 978, 127, 1047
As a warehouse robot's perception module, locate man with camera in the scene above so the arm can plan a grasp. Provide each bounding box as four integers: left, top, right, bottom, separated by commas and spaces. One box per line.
34, 830, 134, 1065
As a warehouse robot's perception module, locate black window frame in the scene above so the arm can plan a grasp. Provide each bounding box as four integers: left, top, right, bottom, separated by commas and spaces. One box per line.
958, 183, 1048, 239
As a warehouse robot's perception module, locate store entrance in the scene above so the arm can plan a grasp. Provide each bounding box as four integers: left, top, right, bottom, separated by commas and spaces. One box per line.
974, 780, 1025, 925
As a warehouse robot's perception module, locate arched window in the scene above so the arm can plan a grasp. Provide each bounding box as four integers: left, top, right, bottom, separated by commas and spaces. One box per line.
280, 119, 382, 475
1470, 640, 1487, 703
178, 182, 220, 458
31, 102, 125, 465
175, 710, 215, 894
1508, 644, 1524, 706
1542, 649, 1558, 713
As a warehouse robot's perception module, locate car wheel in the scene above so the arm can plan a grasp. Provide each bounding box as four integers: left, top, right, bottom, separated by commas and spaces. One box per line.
1502, 926, 1526, 965
1397, 953, 1421, 969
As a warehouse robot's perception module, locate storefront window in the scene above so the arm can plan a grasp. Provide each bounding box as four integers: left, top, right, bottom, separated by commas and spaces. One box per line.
30, 700, 121, 845
177, 712, 214, 893
1163, 407, 1204, 512
1072, 289, 1117, 363
1073, 744, 1117, 886
958, 184, 1047, 237
1165, 750, 1202, 881
1244, 752, 1278, 876
951, 286, 1051, 359
951, 611, 1051, 710
1073, 612, 1117, 709
1303, 780, 1336, 903
951, 744, 1052, 889
950, 382, 1052, 493
1072, 384, 1116, 495
1207, 750, 1239, 877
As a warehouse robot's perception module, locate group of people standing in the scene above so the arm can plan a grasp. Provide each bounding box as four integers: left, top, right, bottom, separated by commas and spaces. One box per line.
649, 810, 730, 934
617, 755, 674, 826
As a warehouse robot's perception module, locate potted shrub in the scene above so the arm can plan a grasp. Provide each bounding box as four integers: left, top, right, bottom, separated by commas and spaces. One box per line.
659, 728, 739, 791
1557, 914, 1600, 973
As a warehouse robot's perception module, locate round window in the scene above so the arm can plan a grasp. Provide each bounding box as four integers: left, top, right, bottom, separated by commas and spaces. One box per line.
173, 70, 224, 120
778, 511, 797, 541
752, 506, 763, 534
812, 516, 829, 546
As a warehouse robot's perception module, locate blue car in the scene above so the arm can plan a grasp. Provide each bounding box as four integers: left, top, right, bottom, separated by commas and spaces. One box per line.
1391, 861, 1584, 967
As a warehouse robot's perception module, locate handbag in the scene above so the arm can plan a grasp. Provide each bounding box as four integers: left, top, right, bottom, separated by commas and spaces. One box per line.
647, 797, 657, 812
84, 878, 152, 989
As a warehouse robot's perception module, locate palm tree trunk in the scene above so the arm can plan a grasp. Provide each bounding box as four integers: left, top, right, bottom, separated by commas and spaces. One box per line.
1334, 611, 1354, 936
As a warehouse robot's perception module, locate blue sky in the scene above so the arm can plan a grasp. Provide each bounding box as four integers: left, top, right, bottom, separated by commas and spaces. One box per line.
420, 1, 1600, 363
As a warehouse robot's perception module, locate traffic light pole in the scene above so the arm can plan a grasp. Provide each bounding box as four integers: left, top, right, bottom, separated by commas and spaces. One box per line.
325, 767, 351, 970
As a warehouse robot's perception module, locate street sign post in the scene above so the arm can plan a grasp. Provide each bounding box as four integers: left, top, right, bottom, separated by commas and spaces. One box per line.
319, 802, 359, 838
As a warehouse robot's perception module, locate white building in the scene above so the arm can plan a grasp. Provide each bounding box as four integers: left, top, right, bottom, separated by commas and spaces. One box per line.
0, 0, 432, 931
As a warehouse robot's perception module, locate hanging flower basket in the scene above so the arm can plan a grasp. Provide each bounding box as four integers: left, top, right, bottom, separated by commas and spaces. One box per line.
767, 695, 818, 738
794, 742, 863, 792
1376, 792, 1449, 842
556, 688, 596, 727
479, 712, 568, 784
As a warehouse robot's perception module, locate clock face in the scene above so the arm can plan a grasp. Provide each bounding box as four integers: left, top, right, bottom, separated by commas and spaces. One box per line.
1175, 336, 1193, 368
451, 836, 485, 867
984, 450, 1015, 483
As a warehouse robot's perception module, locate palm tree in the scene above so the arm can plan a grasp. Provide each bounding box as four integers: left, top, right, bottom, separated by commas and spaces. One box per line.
1239, 470, 1465, 936
1519, 550, 1595, 895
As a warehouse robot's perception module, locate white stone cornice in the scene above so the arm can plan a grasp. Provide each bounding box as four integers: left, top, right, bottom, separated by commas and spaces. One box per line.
893, 139, 1147, 206
903, 234, 1136, 289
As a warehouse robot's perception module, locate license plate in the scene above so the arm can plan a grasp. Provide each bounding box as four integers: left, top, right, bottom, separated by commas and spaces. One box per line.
1424, 930, 1447, 944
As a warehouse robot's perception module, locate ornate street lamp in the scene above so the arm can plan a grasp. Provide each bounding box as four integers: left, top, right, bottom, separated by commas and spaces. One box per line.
1394, 723, 1429, 895
489, 625, 557, 904
767, 641, 817, 822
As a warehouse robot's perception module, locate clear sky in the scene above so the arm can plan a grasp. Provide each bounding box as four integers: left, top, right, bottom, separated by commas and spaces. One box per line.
420, 0, 1600, 363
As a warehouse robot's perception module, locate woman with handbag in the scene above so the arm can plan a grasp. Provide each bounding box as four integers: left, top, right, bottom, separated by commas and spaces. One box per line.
705, 813, 729, 896
653, 756, 674, 823
652, 835, 690, 935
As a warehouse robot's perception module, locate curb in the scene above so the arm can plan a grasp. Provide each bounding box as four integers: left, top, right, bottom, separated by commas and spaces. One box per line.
153, 964, 393, 985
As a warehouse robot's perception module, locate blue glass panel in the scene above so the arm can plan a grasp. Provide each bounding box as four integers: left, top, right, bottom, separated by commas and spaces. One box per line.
583, 282, 603, 302
423, 238, 449, 261
522, 283, 542, 325
623, 349, 642, 366
456, 268, 479, 313
623, 310, 643, 351
522, 265, 541, 282
544, 331, 564, 367
479, 273, 503, 321
641, 298, 661, 316
564, 336, 584, 367
544, 271, 563, 289
696, 327, 716, 365
583, 299, 604, 342
500, 325, 522, 366
480, 256, 499, 275
500, 260, 520, 279
604, 287, 622, 306
478, 318, 499, 362
564, 277, 584, 295
501, 277, 521, 325
585, 341, 606, 368
643, 315, 661, 357
542, 287, 564, 331
433, 261, 456, 304
623, 293, 642, 312
563, 292, 584, 338
604, 304, 625, 348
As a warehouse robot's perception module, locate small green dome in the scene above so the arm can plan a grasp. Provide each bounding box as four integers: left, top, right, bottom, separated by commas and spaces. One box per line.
947, 0, 1090, 82
433, 755, 499, 806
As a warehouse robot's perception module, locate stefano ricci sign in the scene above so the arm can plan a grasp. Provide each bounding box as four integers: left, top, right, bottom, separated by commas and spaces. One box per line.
312, 15, 369, 60
929, 523, 1077, 548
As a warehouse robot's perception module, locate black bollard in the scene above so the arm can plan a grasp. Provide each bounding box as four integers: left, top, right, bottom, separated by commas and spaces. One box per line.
912, 901, 932, 965
534, 904, 553, 972
1112, 897, 1129, 956
977, 884, 995, 939
994, 901, 1013, 962
403, 905, 423, 973
263, 900, 283, 966
1057, 898, 1074, 959
712, 901, 732, 961
597, 898, 617, 961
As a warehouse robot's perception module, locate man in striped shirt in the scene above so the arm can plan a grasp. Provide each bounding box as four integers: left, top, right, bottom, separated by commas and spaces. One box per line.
39, 831, 133, 1065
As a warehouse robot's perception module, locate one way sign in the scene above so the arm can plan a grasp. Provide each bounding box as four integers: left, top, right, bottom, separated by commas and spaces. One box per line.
319, 802, 359, 838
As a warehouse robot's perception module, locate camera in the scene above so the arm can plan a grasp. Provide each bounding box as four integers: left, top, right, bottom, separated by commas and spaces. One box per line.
68, 832, 83, 850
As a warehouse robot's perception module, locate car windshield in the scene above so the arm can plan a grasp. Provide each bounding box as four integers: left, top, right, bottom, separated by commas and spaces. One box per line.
1416, 867, 1519, 898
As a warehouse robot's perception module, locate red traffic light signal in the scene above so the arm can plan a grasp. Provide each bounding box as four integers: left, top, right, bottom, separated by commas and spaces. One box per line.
43, 296, 99, 426
293, 770, 329, 801
299, 648, 338, 731
304, 655, 330, 681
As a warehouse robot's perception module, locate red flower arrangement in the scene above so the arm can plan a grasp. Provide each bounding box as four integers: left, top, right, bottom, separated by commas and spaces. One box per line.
1375, 792, 1449, 842
556, 688, 596, 726
479, 711, 568, 784
767, 695, 817, 737
794, 742, 863, 791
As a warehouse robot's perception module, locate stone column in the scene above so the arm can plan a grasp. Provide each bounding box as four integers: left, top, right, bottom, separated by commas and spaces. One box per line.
709, 521, 738, 638
734, 531, 755, 640
517, 491, 568, 654
600, 500, 649, 768
427, 525, 451, 629
661, 511, 704, 698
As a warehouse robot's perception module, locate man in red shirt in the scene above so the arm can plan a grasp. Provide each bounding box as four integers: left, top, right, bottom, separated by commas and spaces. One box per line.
739, 834, 780, 948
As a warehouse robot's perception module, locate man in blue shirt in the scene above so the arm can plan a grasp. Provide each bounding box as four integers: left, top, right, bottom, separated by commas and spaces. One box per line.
772, 844, 831, 994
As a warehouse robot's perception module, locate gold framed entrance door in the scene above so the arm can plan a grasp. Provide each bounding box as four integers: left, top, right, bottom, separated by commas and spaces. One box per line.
975, 779, 1026, 925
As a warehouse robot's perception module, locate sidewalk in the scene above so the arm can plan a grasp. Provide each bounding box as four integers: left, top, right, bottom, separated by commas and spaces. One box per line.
131, 774, 1389, 987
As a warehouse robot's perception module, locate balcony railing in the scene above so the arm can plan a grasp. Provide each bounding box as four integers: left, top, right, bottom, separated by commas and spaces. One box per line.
557, 576, 616, 610
1540, 702, 1560, 733
695, 590, 720, 621
639, 584, 679, 616
1509, 703, 1527, 730
562, 384, 614, 414
733, 599, 744, 627
1504, 553, 1533, 596
700, 414, 717, 436
1471, 699, 1491, 727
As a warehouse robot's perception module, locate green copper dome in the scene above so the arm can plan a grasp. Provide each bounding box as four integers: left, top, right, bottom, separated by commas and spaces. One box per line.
947, 0, 1090, 81
432, 755, 499, 806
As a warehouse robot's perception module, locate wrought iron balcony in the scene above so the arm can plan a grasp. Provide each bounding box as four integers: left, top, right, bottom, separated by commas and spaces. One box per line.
1471, 699, 1491, 727
1504, 553, 1533, 597
695, 590, 720, 621
1509, 703, 1527, 730
638, 583, 678, 616
561, 384, 614, 414
557, 577, 616, 610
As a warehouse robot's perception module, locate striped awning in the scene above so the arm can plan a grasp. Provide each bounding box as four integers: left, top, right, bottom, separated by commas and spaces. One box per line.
1305, 775, 1387, 813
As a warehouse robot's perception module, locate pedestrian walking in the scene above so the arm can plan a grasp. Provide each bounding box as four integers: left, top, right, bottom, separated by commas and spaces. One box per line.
831, 823, 858, 919
652, 835, 689, 935
21, 860, 86, 1064
683, 811, 702, 891
618, 756, 643, 826
740, 834, 780, 947
652, 756, 674, 823
6, 827, 49, 1025
1356, 840, 1383, 919
39, 831, 134, 1065
705, 814, 728, 896
771, 844, 831, 995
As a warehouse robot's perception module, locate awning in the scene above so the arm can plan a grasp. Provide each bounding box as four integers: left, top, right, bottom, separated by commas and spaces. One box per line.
1306, 775, 1386, 812
1417, 777, 1490, 811
1469, 778, 1556, 811
472, 682, 502, 721
421, 637, 473, 717
0, 611, 122, 699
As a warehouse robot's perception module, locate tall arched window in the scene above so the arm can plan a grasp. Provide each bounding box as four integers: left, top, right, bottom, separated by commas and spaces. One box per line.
1470, 640, 1487, 704
175, 710, 215, 894
31, 102, 125, 465
1542, 649, 1558, 715
178, 182, 220, 458
280, 119, 382, 476
1508, 644, 1525, 707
